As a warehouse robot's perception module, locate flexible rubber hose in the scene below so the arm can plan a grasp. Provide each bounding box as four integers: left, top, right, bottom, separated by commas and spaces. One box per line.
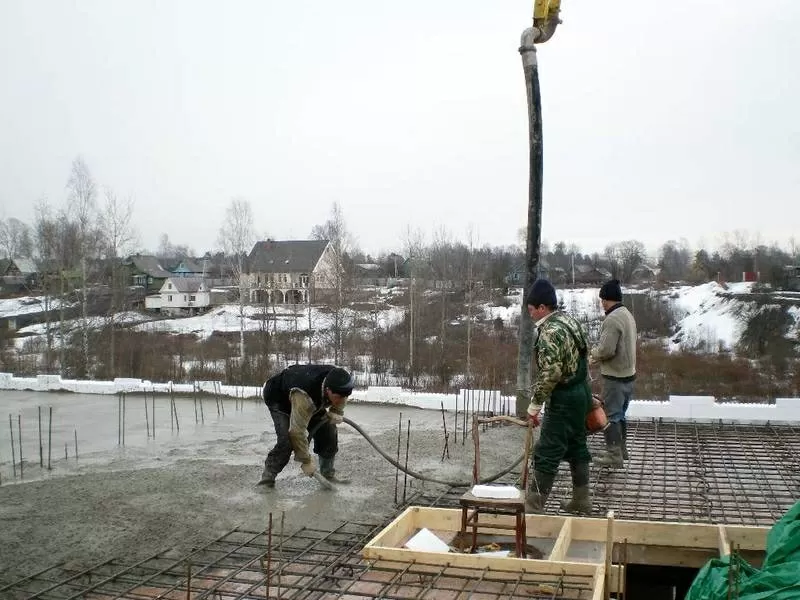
342, 416, 526, 488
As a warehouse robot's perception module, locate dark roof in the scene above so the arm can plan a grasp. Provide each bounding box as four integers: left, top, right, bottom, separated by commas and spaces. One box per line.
10, 258, 37, 274
166, 258, 205, 273
128, 255, 172, 278
247, 240, 329, 274
165, 277, 205, 293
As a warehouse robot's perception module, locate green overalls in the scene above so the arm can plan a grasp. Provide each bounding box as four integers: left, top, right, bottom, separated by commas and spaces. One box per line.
533, 347, 593, 475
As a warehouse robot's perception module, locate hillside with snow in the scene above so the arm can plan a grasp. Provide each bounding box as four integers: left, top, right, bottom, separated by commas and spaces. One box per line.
3, 282, 799, 355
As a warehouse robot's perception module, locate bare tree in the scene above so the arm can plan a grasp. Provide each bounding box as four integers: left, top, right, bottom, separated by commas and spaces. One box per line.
66, 157, 98, 377
402, 226, 425, 387
465, 226, 477, 386
618, 240, 646, 283
100, 187, 137, 376
218, 197, 256, 361
604, 243, 621, 280
34, 199, 59, 371
311, 202, 355, 364
0, 217, 34, 259
430, 227, 452, 388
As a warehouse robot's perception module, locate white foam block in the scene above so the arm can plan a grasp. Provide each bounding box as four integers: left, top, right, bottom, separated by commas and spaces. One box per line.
470, 484, 522, 499
404, 528, 451, 553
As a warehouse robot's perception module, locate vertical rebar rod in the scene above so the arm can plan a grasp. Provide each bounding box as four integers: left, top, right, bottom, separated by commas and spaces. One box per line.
47, 406, 52, 470
215, 383, 221, 417
174, 397, 180, 433
74, 429, 78, 460
122, 392, 126, 446
118, 394, 121, 445
194, 384, 198, 424
185, 562, 191, 600
402, 419, 411, 503
266, 512, 273, 599
65, 442, 68, 460
199, 394, 205, 425
170, 387, 175, 432
9, 414, 17, 478
453, 393, 458, 445
440, 402, 449, 461
145, 396, 150, 439
38, 405, 43, 468
394, 412, 402, 505
18, 414, 23, 479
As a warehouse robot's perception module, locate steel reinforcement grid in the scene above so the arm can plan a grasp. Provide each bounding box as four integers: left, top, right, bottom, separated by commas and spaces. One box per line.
416, 419, 800, 527
0, 521, 595, 599
2, 419, 798, 599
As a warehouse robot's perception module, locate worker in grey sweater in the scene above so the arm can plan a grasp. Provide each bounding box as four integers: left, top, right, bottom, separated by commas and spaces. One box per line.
590, 280, 637, 468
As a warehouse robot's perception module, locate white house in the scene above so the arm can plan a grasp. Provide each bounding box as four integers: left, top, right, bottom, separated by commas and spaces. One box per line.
245, 239, 336, 304
145, 277, 211, 315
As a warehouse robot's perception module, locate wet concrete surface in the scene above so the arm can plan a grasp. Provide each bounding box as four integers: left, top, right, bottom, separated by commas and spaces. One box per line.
0, 391, 523, 580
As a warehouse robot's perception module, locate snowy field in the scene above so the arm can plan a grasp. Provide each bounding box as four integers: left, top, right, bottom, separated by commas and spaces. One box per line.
3, 282, 800, 355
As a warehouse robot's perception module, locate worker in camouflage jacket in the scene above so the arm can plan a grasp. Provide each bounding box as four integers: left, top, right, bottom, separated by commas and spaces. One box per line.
257, 364, 354, 488
525, 279, 593, 515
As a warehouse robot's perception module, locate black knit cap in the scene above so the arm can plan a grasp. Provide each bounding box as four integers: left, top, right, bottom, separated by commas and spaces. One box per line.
324, 367, 354, 397
599, 279, 622, 302
526, 278, 558, 308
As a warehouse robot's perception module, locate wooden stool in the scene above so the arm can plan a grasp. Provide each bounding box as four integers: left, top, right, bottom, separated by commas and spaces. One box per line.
459, 490, 528, 557
457, 415, 534, 558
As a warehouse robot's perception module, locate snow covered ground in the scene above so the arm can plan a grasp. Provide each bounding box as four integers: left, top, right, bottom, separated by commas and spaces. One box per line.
3, 282, 799, 354
483, 281, 800, 352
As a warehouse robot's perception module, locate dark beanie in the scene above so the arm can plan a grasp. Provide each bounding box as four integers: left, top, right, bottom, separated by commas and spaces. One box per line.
526, 278, 557, 307
599, 279, 622, 302
324, 367, 354, 397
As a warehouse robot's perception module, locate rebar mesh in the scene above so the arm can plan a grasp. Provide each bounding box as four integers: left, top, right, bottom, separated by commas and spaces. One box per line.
3, 419, 798, 599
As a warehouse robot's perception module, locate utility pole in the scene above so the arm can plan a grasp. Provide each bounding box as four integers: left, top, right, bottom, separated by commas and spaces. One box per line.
515, 29, 544, 416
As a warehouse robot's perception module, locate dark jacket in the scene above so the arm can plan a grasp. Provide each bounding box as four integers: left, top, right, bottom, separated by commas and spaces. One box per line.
262, 364, 337, 414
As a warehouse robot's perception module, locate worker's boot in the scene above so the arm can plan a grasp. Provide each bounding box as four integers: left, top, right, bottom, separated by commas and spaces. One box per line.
256, 469, 276, 488
319, 456, 351, 484
594, 422, 624, 468
525, 470, 556, 513
621, 420, 629, 461
560, 462, 592, 515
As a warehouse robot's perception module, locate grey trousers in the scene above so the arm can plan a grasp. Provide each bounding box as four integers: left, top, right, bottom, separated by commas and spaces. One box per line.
602, 376, 634, 424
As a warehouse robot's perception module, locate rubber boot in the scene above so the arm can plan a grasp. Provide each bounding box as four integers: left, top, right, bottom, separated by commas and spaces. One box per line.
525, 470, 556, 513
560, 462, 592, 515
256, 469, 276, 488
594, 422, 624, 468
319, 456, 351, 484
621, 420, 629, 460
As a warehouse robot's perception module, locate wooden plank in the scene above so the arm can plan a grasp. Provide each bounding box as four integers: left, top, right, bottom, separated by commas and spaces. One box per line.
718, 524, 731, 557
549, 518, 573, 561
571, 516, 768, 550
362, 544, 602, 578
726, 524, 769, 550
407, 506, 565, 539
363, 506, 416, 551
604, 511, 614, 600
591, 563, 606, 600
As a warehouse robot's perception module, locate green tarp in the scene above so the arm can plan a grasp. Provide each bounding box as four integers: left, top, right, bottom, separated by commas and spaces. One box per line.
685, 500, 800, 600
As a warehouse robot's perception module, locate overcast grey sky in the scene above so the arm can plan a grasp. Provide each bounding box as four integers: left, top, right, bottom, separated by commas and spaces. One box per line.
1, 0, 798, 257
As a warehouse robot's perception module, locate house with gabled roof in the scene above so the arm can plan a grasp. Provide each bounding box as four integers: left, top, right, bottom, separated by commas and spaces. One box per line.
245, 239, 334, 304
144, 276, 210, 315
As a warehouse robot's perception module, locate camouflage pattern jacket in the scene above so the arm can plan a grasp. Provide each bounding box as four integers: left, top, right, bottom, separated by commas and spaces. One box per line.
529, 311, 589, 411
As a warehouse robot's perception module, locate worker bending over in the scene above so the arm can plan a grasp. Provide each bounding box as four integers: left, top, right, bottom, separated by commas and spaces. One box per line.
525, 279, 593, 515
257, 364, 354, 488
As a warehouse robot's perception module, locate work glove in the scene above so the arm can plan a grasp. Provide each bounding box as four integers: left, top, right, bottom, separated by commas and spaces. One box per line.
301, 461, 316, 477
326, 411, 343, 425
527, 403, 543, 428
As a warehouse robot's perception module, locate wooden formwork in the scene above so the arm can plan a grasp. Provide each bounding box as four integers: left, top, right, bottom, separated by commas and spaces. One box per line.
362, 506, 770, 599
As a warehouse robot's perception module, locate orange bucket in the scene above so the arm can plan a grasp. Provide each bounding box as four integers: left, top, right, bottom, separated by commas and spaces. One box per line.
586, 395, 608, 433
